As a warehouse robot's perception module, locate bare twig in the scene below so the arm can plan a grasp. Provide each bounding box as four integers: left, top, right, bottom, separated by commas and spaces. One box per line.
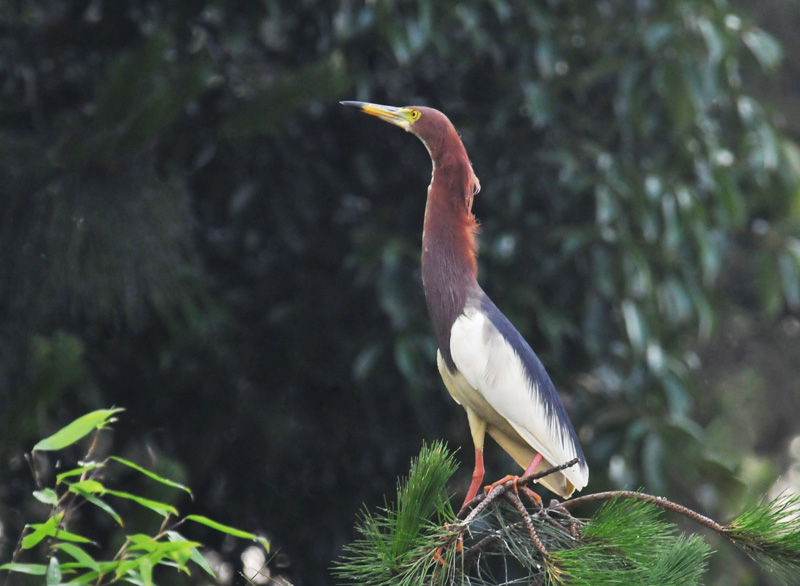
560, 490, 727, 534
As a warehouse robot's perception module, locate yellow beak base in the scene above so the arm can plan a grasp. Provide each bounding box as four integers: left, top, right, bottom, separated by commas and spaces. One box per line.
340, 101, 412, 131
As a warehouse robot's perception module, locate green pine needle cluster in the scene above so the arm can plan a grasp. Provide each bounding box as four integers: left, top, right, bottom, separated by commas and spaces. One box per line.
334, 441, 460, 586
550, 498, 710, 585
724, 492, 800, 582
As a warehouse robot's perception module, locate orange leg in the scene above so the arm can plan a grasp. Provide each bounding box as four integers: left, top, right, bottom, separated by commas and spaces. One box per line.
462, 447, 485, 509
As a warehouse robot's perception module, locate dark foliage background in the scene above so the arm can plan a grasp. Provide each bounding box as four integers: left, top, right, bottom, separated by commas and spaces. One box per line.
1, 1, 799, 585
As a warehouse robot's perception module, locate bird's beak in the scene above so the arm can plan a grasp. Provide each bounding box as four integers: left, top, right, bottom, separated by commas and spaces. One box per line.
340, 101, 412, 131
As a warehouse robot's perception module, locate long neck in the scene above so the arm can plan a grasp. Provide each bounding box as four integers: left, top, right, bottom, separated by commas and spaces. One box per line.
421, 151, 480, 369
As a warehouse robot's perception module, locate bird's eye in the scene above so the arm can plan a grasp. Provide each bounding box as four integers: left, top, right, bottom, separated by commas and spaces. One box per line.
411, 110, 420, 120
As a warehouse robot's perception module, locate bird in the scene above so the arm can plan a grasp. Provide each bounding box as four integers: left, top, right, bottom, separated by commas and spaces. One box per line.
341, 100, 588, 509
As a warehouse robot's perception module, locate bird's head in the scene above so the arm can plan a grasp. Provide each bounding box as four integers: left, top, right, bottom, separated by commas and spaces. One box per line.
340, 101, 456, 156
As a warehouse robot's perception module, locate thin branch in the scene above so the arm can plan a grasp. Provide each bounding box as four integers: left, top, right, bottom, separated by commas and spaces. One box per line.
560, 490, 727, 534
462, 534, 502, 569
58, 429, 106, 536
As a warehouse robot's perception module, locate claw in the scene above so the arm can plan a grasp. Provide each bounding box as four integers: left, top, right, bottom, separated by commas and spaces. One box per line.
522, 486, 543, 507
484, 474, 519, 495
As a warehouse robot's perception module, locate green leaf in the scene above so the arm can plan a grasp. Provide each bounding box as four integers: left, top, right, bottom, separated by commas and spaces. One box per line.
123, 536, 203, 574
53, 543, 100, 572
221, 53, 350, 138
167, 531, 216, 577
779, 251, 800, 310
743, 27, 782, 70
22, 516, 62, 549
21, 515, 93, 549
34, 408, 125, 451
51, 529, 94, 545
69, 484, 124, 526
113, 558, 141, 581
127, 533, 158, 551
69, 479, 105, 493
621, 299, 647, 352
46, 556, 62, 586
33, 488, 59, 506
185, 515, 270, 550
0, 563, 48, 575
56, 462, 102, 484
139, 557, 153, 586
109, 456, 193, 498
103, 489, 178, 517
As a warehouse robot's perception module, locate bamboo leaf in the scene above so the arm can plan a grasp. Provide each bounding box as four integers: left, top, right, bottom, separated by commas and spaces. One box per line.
139, 557, 153, 586
743, 27, 782, 70
56, 462, 102, 484
21, 515, 93, 549
69, 479, 105, 493
21, 516, 62, 549
109, 456, 193, 498
34, 408, 125, 451
185, 515, 269, 550
46, 556, 62, 586
33, 488, 59, 506
167, 531, 216, 577
53, 543, 100, 572
51, 529, 94, 545
103, 489, 178, 517
0, 563, 48, 575
69, 484, 124, 526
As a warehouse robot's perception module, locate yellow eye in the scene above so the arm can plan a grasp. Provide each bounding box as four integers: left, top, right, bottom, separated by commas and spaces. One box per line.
410, 110, 420, 120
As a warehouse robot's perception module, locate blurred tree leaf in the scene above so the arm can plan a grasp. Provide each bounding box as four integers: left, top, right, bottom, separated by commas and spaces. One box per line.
221, 52, 350, 138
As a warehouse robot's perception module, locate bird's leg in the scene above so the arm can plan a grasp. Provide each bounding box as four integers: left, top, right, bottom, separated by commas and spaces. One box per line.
461, 409, 488, 510
461, 447, 485, 509
520, 452, 544, 506
522, 452, 544, 478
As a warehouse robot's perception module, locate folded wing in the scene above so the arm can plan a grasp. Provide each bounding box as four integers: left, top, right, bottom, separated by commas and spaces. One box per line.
448, 294, 588, 492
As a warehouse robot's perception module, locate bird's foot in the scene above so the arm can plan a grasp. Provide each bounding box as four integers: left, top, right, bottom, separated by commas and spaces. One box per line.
521, 485, 543, 508
483, 474, 521, 496
483, 475, 543, 509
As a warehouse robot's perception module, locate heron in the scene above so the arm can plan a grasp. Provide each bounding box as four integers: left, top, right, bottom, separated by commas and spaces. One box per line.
341, 101, 588, 509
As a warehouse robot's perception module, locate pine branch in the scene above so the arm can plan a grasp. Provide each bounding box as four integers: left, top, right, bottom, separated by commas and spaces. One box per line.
335, 444, 800, 586
334, 441, 462, 586
723, 492, 800, 582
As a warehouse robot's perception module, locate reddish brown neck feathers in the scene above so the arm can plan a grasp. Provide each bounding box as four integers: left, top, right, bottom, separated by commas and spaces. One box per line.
418, 115, 481, 370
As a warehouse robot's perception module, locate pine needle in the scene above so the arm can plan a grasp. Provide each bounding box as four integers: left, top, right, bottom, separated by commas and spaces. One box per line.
724, 492, 800, 584
333, 441, 459, 586
548, 498, 710, 586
